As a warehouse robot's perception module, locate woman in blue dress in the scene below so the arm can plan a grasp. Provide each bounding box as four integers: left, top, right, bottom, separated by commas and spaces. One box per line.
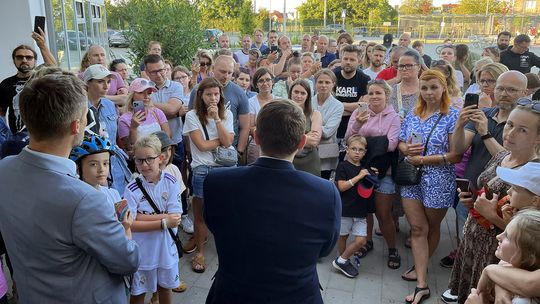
397, 69, 461, 304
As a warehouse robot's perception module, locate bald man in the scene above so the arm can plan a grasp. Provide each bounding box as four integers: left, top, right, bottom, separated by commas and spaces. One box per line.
452, 70, 528, 187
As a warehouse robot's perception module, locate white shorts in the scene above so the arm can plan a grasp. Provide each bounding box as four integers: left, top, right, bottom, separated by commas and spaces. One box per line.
340, 217, 367, 237
130, 266, 180, 296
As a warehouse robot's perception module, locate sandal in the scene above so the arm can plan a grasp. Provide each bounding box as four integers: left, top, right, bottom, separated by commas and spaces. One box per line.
405, 286, 430, 304
354, 240, 374, 259
401, 265, 417, 281
387, 248, 401, 269
172, 281, 187, 293
191, 254, 206, 273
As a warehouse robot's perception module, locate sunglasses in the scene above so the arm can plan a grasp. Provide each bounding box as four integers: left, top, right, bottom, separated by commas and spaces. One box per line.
15, 55, 34, 61
517, 98, 540, 114
137, 79, 156, 87
199, 62, 211, 67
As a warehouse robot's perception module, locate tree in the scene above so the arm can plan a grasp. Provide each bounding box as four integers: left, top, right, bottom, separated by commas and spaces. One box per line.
453, 0, 503, 14
120, 0, 202, 70
256, 8, 271, 32
238, 0, 256, 36
105, 0, 127, 30
297, 0, 397, 26
195, 0, 245, 30
399, 0, 434, 15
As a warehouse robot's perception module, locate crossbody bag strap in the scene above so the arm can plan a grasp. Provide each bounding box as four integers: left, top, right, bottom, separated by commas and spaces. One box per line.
199, 119, 210, 140
135, 177, 180, 245
422, 113, 443, 156
396, 84, 403, 110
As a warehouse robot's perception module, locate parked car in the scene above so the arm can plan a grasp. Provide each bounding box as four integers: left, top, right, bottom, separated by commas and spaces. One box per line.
109, 31, 130, 48
56, 30, 93, 50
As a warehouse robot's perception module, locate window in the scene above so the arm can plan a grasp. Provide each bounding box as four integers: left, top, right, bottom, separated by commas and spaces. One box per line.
525, 0, 536, 11
91, 5, 101, 19
75, 1, 84, 19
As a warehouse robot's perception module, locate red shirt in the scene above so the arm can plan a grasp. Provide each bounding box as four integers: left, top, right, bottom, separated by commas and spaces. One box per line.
375, 67, 397, 81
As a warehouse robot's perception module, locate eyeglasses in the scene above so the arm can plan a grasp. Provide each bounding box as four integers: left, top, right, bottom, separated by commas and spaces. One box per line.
199, 62, 211, 67
517, 98, 540, 114
147, 68, 166, 76
478, 79, 497, 85
134, 155, 160, 165
174, 75, 189, 81
397, 64, 418, 70
15, 55, 34, 61
257, 78, 273, 84
495, 86, 521, 94
348, 147, 366, 153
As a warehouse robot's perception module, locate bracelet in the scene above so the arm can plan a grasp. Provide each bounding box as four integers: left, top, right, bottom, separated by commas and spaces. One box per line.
161, 218, 167, 230
442, 153, 448, 165
481, 132, 493, 140
348, 179, 354, 187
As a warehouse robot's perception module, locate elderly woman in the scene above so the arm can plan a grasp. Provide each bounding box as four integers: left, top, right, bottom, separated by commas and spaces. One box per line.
290, 79, 322, 176
311, 69, 344, 179
345, 79, 401, 269
398, 70, 460, 304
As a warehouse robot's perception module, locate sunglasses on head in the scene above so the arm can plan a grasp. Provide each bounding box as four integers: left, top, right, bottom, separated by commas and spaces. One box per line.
112, 58, 126, 64
517, 98, 540, 114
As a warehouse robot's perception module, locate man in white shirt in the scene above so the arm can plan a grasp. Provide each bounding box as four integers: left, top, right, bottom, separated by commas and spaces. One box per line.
234, 35, 252, 66
363, 44, 386, 80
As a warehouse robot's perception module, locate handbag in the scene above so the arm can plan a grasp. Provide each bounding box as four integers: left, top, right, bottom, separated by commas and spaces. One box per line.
135, 177, 183, 259
201, 122, 238, 167
318, 137, 340, 159
394, 114, 443, 186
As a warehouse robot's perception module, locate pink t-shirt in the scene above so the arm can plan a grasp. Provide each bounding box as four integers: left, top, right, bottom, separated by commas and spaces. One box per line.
118, 108, 167, 139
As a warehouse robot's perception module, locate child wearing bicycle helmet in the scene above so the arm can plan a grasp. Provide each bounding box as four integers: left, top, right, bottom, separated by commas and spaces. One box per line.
70, 135, 121, 205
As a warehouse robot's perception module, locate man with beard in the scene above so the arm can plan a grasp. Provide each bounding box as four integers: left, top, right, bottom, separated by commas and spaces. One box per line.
497, 31, 512, 51
363, 44, 386, 80
333, 44, 370, 140
376, 46, 408, 84
500, 34, 540, 74
0, 29, 55, 133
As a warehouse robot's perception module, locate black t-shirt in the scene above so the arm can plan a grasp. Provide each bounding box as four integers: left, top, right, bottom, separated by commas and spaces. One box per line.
0, 74, 30, 132
333, 67, 370, 138
335, 160, 374, 218
422, 54, 432, 68
500, 47, 540, 74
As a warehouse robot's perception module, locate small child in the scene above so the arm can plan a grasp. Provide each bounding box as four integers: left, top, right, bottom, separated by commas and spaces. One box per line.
332, 135, 377, 278
124, 135, 182, 304
70, 135, 123, 207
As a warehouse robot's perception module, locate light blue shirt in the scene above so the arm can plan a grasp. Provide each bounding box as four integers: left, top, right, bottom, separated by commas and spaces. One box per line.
24, 146, 77, 176
152, 80, 185, 144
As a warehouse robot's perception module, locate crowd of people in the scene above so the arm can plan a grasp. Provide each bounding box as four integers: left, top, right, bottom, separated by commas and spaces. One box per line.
0, 25, 539, 304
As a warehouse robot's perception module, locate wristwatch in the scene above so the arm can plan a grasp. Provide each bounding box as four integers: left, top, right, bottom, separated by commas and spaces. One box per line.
481, 132, 493, 141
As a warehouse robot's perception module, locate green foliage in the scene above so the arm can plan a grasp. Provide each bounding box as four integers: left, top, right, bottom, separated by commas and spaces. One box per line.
196, 0, 244, 30
453, 0, 503, 14
238, 0, 256, 36
297, 0, 397, 26
105, 0, 127, 30
119, 0, 202, 70
399, 0, 434, 15
256, 8, 271, 32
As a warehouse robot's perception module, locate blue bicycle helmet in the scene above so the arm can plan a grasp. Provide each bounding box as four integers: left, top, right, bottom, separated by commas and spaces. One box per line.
70, 135, 115, 162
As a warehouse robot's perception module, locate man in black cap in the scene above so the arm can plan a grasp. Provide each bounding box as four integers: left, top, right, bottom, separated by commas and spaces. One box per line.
382, 34, 397, 66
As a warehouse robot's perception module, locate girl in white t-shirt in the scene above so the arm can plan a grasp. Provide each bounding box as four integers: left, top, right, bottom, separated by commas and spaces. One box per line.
124, 135, 182, 304
182, 77, 234, 273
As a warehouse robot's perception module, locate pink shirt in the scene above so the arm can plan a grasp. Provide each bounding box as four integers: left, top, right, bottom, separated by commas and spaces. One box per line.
345, 104, 401, 152
118, 108, 167, 139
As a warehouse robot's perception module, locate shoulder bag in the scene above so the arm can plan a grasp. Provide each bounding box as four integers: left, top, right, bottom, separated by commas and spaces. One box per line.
201, 121, 238, 167
394, 114, 443, 186
135, 177, 183, 259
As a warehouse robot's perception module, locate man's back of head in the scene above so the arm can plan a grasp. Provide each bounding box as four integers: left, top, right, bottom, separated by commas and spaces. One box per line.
20, 73, 87, 142
255, 99, 305, 159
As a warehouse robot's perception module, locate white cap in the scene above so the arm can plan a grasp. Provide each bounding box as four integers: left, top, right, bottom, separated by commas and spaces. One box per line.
496, 162, 540, 196
83, 64, 112, 82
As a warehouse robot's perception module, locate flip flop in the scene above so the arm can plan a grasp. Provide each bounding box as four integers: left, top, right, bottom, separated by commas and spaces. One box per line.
405, 286, 430, 304
401, 265, 417, 281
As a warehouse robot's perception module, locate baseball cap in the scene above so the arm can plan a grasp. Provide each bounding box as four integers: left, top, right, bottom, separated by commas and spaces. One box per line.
129, 78, 157, 93
383, 34, 393, 44
152, 131, 175, 150
83, 64, 112, 82
496, 162, 540, 196
357, 174, 380, 199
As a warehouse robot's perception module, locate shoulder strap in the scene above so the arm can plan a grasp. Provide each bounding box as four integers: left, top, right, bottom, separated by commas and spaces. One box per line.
396, 84, 403, 110
199, 119, 210, 140
422, 114, 443, 156
135, 177, 181, 247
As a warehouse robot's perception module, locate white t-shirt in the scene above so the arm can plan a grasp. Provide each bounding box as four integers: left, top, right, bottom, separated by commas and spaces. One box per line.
235, 50, 250, 66
362, 67, 380, 80
455, 70, 464, 88
163, 164, 186, 194
248, 95, 274, 117
182, 109, 234, 168
124, 172, 182, 270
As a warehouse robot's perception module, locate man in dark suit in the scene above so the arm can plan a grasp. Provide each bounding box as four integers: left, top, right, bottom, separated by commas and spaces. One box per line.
204, 99, 341, 304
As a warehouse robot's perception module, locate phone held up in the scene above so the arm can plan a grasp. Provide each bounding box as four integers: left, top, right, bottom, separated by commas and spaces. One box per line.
357, 102, 368, 113
463, 93, 479, 108
34, 16, 46, 33
132, 101, 145, 113
411, 132, 423, 145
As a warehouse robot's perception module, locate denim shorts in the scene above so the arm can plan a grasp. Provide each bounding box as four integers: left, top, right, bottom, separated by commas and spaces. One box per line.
375, 175, 396, 194
191, 165, 216, 198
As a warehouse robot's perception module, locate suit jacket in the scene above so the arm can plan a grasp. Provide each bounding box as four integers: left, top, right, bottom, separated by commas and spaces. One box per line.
203, 157, 341, 304
0, 148, 139, 304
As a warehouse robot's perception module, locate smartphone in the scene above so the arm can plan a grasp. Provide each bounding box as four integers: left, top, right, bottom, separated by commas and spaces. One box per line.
463, 93, 479, 108
313, 53, 322, 61
270, 45, 278, 53
192, 56, 199, 66
34, 16, 45, 33
411, 132, 423, 144
114, 199, 129, 221
358, 102, 368, 113
132, 100, 145, 113
456, 178, 471, 193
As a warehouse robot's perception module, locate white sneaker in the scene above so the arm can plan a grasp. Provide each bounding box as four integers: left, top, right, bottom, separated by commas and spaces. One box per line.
441, 289, 458, 303
181, 214, 194, 234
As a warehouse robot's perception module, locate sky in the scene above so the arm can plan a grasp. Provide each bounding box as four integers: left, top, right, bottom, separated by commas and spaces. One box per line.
254, 0, 459, 12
